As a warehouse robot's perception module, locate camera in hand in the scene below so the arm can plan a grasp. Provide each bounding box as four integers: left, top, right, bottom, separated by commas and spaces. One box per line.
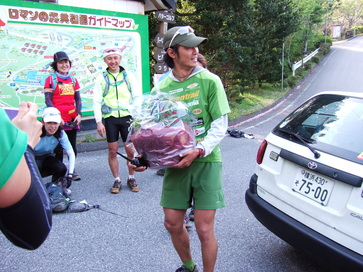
116, 152, 149, 167
64, 121, 77, 129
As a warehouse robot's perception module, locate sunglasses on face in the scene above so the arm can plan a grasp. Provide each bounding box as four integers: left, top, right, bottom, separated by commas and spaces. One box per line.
168, 26, 194, 48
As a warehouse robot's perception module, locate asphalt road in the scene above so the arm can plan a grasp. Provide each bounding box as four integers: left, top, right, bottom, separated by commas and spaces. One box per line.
1, 37, 362, 272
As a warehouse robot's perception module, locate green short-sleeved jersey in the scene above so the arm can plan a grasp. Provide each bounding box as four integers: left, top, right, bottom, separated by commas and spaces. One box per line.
0, 108, 28, 188
155, 69, 230, 162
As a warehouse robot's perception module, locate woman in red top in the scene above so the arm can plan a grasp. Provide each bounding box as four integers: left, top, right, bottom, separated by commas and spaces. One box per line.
44, 51, 82, 181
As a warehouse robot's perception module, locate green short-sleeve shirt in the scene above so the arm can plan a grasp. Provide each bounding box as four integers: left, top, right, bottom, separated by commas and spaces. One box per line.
155, 69, 230, 162
0, 108, 28, 188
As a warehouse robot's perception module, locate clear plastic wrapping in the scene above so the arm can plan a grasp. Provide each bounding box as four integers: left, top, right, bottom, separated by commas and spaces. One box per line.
128, 93, 195, 169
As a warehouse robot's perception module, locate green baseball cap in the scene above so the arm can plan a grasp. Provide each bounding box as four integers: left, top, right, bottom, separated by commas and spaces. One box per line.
163, 26, 208, 49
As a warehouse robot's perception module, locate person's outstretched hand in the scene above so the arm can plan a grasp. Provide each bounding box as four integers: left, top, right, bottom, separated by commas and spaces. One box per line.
12, 102, 42, 148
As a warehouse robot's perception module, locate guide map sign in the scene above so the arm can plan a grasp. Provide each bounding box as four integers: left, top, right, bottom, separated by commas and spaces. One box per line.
0, 0, 149, 116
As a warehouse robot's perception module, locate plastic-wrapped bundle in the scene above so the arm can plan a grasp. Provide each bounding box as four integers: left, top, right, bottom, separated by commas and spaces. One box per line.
128, 93, 195, 169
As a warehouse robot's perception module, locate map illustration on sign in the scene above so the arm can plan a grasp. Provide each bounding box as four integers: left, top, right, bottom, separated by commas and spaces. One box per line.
0, 2, 149, 116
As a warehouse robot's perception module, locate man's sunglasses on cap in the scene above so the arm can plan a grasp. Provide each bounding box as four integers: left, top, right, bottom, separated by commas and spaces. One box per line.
103, 48, 120, 54
168, 26, 194, 48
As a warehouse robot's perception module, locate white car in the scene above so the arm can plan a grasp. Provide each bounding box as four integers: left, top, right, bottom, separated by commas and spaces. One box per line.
245, 91, 363, 271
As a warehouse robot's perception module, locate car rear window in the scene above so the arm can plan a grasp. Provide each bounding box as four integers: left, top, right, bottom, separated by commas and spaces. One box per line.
274, 94, 363, 164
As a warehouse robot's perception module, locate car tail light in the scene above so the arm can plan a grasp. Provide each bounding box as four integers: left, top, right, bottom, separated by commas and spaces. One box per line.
256, 140, 267, 165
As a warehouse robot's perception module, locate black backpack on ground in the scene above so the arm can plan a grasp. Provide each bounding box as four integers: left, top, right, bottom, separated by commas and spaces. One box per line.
45, 178, 70, 213
45, 178, 119, 214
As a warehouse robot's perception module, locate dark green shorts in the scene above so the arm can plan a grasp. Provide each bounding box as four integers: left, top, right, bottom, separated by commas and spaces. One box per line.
160, 162, 225, 210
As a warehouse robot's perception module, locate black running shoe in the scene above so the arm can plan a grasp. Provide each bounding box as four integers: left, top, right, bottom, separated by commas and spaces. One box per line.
175, 265, 198, 272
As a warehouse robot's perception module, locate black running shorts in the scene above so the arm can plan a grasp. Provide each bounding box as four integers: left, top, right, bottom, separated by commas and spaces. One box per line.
104, 115, 132, 143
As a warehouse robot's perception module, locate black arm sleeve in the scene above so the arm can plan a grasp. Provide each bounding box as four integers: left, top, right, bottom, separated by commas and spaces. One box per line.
75, 90, 82, 115
0, 145, 52, 250
44, 92, 54, 107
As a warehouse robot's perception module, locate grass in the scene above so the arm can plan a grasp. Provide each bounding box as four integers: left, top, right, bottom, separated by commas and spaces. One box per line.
228, 84, 290, 120
228, 56, 321, 121
77, 134, 96, 144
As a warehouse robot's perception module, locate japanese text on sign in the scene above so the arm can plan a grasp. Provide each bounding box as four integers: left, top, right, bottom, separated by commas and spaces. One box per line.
8, 7, 136, 30
155, 11, 175, 23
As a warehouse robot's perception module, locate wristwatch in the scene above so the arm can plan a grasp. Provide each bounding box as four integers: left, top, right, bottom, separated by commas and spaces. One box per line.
197, 148, 205, 158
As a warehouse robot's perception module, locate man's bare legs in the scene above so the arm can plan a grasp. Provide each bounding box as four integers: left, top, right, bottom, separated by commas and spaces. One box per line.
164, 208, 192, 261
194, 209, 217, 272
164, 208, 218, 272
107, 141, 119, 178
124, 142, 135, 176
108, 141, 136, 177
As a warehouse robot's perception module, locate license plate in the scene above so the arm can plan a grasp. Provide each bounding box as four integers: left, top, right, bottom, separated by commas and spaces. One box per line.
292, 168, 335, 205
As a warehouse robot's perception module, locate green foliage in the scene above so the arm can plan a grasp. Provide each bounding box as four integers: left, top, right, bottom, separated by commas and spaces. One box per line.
172, 0, 301, 88
147, 12, 160, 84
304, 62, 312, 70
227, 83, 289, 120
147, 0, 339, 119
319, 42, 331, 55
286, 75, 299, 88
312, 55, 321, 63
283, 0, 332, 69
332, 0, 363, 32
227, 85, 245, 103
84, 135, 95, 143
178, 0, 254, 89
354, 26, 363, 35
295, 67, 304, 77
250, 0, 300, 83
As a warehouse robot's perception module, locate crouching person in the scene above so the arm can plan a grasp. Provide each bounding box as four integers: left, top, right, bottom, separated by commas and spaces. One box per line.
35, 107, 75, 189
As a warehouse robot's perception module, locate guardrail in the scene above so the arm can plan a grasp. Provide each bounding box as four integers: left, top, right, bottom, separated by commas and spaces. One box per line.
292, 48, 320, 76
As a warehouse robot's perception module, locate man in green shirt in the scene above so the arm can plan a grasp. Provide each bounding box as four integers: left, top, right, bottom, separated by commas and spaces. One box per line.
131, 26, 230, 272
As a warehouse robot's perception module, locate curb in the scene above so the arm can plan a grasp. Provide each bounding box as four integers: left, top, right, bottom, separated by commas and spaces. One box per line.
76, 125, 125, 153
